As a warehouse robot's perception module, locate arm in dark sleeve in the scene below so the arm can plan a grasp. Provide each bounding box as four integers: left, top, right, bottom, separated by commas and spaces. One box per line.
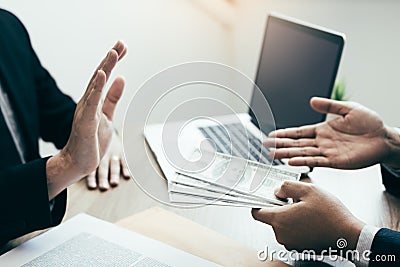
31, 44, 76, 149
0, 157, 66, 245
381, 165, 400, 197
369, 228, 400, 266
0, 9, 76, 149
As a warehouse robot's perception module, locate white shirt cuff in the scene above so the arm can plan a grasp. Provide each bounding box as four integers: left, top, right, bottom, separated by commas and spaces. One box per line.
355, 225, 380, 267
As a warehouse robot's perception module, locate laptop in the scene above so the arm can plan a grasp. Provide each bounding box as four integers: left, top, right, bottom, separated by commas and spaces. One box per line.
144, 13, 345, 180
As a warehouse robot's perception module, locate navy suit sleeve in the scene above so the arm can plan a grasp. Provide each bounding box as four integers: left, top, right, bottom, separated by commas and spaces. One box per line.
0, 9, 69, 245
381, 165, 400, 197
28, 28, 77, 149
0, 157, 66, 245
368, 167, 400, 266
1, 9, 76, 150
369, 228, 400, 266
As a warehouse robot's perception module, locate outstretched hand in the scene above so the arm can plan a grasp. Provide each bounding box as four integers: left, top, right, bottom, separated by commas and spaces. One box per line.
265, 97, 400, 169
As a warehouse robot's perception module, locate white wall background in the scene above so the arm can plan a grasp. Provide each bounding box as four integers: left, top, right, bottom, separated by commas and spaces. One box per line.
1, 0, 400, 155
0, 0, 235, 155
232, 0, 400, 126
0, 0, 234, 129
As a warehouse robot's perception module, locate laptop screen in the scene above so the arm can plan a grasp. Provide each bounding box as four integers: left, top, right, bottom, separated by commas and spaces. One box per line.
249, 15, 345, 133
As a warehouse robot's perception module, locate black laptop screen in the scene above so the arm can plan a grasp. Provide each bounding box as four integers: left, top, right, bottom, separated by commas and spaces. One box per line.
250, 15, 344, 133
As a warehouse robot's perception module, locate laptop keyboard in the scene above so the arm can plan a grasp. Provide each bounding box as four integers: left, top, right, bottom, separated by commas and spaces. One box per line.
198, 123, 281, 166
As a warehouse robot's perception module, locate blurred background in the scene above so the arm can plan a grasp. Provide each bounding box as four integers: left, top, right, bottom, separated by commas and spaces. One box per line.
1, 0, 399, 154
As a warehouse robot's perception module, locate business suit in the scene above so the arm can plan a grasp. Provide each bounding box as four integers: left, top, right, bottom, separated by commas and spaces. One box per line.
368, 166, 400, 266
0, 9, 75, 244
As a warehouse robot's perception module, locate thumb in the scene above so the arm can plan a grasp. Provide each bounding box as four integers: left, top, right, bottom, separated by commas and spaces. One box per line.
310, 97, 353, 116
251, 207, 285, 225
102, 77, 125, 120
275, 181, 311, 201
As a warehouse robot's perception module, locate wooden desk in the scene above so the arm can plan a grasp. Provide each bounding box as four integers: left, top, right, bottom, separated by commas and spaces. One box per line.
65, 127, 400, 255
63, 163, 400, 243
4, 129, 400, 264
116, 207, 286, 267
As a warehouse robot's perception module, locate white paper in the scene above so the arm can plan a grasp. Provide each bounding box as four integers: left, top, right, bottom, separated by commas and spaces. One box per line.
0, 213, 221, 267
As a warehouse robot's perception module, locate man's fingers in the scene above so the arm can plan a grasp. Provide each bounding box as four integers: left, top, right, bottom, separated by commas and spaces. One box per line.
84, 70, 106, 119
120, 47, 127, 60
98, 41, 126, 81
84, 50, 118, 99
121, 158, 131, 179
99, 49, 119, 82
264, 138, 317, 148
102, 77, 125, 120
310, 97, 353, 116
268, 124, 317, 139
94, 40, 127, 81
251, 207, 286, 225
97, 162, 110, 190
86, 171, 97, 189
275, 181, 311, 200
272, 147, 322, 159
112, 40, 127, 61
109, 156, 120, 186
251, 208, 275, 225
84, 40, 126, 100
288, 156, 331, 168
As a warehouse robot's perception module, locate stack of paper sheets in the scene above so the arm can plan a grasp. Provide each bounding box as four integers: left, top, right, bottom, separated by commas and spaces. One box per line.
168, 152, 301, 208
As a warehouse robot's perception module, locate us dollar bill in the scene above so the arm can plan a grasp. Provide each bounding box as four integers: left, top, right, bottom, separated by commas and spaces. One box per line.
173, 151, 300, 205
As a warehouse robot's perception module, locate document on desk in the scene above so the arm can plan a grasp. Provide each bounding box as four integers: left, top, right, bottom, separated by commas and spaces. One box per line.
0, 213, 221, 267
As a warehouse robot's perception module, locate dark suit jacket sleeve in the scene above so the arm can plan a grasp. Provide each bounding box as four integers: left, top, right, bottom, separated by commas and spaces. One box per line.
29, 30, 77, 149
369, 228, 400, 266
0, 10, 71, 244
367, 167, 400, 266
381, 165, 400, 197
0, 157, 66, 245
1, 9, 76, 149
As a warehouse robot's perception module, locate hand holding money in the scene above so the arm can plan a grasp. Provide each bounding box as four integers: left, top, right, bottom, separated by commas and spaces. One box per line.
252, 181, 364, 252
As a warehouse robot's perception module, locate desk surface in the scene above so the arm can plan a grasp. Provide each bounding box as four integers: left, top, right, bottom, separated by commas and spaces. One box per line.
63, 164, 400, 245
65, 126, 400, 252
5, 128, 400, 261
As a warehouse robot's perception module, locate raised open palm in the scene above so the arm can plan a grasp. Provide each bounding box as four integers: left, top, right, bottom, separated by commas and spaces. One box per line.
265, 97, 400, 169
46, 41, 127, 199
62, 41, 126, 176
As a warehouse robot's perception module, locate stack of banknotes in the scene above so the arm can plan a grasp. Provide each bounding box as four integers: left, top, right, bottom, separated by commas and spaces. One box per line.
167, 151, 301, 208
